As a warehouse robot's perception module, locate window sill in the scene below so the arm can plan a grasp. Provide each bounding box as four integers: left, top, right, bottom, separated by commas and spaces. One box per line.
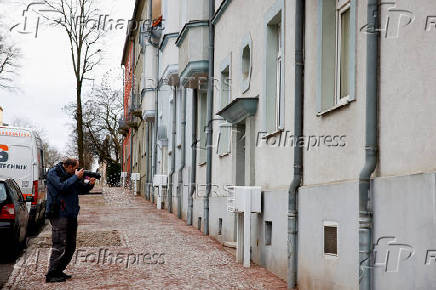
218, 152, 230, 158
317, 97, 354, 117
198, 161, 207, 167
264, 128, 284, 140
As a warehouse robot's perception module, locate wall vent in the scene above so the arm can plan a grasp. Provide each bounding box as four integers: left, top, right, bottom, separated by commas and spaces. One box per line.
324, 225, 338, 255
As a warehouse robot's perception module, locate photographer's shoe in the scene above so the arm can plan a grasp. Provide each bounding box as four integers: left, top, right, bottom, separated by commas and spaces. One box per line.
45, 274, 66, 283
60, 272, 72, 279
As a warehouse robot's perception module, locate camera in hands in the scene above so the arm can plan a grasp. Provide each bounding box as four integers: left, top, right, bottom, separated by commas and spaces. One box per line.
77, 168, 101, 180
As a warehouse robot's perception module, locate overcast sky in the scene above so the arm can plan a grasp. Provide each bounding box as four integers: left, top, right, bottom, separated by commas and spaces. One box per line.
0, 0, 134, 153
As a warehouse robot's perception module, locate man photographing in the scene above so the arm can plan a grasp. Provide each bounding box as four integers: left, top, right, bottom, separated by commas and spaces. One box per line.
45, 158, 96, 283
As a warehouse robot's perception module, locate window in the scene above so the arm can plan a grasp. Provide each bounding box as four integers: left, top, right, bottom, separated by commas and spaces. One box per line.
177, 88, 182, 147
240, 34, 252, 93
275, 23, 283, 129
264, 1, 283, 133
198, 91, 207, 164
318, 0, 356, 113
218, 55, 232, 156
220, 66, 231, 108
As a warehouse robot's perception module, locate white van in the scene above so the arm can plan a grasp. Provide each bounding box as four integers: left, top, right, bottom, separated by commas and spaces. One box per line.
0, 126, 47, 228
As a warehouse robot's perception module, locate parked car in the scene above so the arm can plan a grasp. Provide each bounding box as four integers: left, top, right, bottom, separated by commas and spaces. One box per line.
0, 126, 47, 229
0, 178, 30, 257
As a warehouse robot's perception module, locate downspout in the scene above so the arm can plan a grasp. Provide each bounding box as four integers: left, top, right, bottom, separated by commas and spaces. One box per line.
130, 39, 135, 186
122, 65, 125, 179
147, 0, 153, 201
168, 86, 177, 213
177, 88, 186, 219
187, 89, 198, 226
147, 0, 160, 202
153, 29, 159, 203
204, 0, 215, 236
359, 0, 379, 289
288, 0, 304, 288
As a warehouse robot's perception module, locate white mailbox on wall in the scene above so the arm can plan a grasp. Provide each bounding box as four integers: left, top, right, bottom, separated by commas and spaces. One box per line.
153, 175, 168, 209
227, 186, 262, 268
130, 173, 140, 195
120, 172, 127, 188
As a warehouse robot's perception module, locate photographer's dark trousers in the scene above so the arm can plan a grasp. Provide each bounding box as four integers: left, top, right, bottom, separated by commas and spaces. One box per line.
47, 217, 77, 276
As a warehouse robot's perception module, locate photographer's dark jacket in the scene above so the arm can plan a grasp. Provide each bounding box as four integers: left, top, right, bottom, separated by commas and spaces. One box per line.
45, 162, 94, 219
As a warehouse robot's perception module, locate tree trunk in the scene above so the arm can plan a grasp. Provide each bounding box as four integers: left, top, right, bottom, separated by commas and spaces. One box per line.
76, 80, 84, 166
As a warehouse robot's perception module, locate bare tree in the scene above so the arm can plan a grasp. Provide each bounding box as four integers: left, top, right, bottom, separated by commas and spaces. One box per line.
41, 0, 104, 166
43, 143, 63, 168
82, 82, 123, 164
0, 15, 20, 89
63, 103, 95, 169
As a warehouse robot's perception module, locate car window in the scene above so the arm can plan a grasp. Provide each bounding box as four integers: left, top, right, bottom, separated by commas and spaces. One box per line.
12, 180, 24, 202
5, 181, 19, 202
0, 183, 7, 203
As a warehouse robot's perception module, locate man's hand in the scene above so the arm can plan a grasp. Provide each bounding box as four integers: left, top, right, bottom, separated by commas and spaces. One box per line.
89, 178, 96, 185
75, 168, 84, 179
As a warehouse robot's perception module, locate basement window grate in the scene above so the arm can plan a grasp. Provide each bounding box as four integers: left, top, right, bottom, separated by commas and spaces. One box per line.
324, 225, 338, 256
265, 221, 272, 246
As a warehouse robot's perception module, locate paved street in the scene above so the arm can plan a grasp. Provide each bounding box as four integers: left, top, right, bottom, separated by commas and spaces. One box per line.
2, 187, 286, 289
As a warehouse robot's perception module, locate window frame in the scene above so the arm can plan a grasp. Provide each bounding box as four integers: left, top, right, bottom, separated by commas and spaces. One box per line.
275, 23, 283, 130
335, 1, 351, 105
317, 0, 356, 115
240, 34, 252, 94
263, 0, 285, 133
217, 54, 232, 156
198, 91, 208, 165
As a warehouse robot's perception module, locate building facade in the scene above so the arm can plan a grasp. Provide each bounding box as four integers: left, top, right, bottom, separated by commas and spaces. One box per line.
120, 0, 436, 289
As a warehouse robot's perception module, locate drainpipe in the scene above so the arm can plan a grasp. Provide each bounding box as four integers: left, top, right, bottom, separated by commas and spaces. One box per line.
168, 86, 177, 213
288, 0, 304, 288
177, 88, 186, 219
147, 0, 160, 203
204, 0, 215, 236
187, 89, 198, 226
359, 0, 379, 289
152, 36, 159, 202
130, 39, 136, 187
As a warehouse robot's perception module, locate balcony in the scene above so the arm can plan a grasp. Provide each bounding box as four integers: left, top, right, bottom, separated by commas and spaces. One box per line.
176, 0, 210, 88
128, 93, 142, 118
118, 118, 129, 136
126, 114, 140, 129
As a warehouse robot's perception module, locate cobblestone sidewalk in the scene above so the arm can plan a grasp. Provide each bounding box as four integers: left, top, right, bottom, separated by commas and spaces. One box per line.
3, 187, 286, 289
